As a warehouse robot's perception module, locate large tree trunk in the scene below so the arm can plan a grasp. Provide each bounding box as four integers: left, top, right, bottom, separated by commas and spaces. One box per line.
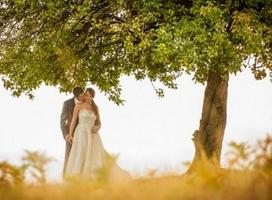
189, 70, 229, 172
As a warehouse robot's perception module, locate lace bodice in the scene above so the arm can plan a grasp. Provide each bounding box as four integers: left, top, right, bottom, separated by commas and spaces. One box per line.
78, 109, 96, 126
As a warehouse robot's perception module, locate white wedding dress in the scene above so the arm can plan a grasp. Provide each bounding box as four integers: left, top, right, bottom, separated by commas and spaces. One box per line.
65, 109, 131, 181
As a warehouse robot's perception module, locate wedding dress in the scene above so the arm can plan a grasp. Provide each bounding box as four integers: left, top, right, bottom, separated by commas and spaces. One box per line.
65, 109, 131, 181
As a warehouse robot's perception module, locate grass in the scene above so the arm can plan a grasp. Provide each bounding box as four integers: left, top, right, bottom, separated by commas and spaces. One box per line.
0, 169, 271, 200
1, 135, 271, 200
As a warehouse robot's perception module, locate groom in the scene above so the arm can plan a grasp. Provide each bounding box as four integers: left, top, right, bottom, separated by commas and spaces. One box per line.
60, 86, 85, 176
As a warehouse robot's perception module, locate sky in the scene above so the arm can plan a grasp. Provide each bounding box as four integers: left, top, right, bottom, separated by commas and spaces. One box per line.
1, 69, 272, 181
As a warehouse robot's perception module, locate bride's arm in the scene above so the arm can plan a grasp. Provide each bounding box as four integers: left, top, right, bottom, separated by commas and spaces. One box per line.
68, 105, 80, 138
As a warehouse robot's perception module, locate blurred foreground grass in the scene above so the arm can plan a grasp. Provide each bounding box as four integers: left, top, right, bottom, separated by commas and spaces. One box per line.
1, 134, 271, 200
0, 169, 271, 200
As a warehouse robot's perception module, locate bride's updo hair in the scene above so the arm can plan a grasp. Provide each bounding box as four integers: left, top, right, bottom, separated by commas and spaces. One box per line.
85, 88, 101, 125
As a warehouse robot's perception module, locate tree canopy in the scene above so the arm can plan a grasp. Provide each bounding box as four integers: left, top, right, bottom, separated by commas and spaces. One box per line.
0, 0, 271, 104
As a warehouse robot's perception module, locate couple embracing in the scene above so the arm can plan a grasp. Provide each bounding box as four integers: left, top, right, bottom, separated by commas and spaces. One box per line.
60, 87, 130, 181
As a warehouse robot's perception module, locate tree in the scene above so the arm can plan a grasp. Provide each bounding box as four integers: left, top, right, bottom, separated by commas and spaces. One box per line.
0, 0, 272, 170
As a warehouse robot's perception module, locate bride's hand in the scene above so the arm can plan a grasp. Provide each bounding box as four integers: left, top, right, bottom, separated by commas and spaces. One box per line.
92, 126, 99, 134
65, 134, 73, 144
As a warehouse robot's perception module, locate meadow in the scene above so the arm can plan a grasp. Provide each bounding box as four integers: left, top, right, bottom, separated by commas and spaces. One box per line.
1, 169, 271, 200
1, 135, 271, 200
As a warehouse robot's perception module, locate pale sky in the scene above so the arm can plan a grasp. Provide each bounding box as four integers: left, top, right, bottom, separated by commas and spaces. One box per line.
1, 69, 272, 181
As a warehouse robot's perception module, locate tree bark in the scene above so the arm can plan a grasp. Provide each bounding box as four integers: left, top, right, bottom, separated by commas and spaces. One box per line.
189, 70, 229, 171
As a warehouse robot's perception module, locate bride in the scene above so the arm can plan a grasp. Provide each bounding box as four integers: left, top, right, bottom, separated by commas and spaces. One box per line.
65, 88, 130, 181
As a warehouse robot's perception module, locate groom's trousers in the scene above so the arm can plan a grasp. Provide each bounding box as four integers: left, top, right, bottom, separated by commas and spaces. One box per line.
63, 141, 72, 177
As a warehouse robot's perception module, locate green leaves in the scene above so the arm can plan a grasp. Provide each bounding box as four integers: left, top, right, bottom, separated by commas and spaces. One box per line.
0, 0, 271, 104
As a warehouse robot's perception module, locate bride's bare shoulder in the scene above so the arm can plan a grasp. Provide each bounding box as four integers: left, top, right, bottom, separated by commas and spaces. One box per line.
74, 103, 84, 110
76, 102, 88, 110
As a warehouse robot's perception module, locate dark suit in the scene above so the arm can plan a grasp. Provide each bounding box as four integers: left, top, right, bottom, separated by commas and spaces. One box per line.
60, 97, 78, 176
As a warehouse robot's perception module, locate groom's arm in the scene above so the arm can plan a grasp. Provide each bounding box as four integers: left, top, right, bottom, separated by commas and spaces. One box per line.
60, 101, 69, 139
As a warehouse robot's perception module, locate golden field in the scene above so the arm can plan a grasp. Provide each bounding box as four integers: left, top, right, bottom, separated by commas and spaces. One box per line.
0, 168, 271, 200
1, 135, 271, 200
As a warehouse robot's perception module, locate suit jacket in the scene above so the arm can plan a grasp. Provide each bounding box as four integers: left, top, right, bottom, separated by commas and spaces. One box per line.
60, 97, 77, 139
